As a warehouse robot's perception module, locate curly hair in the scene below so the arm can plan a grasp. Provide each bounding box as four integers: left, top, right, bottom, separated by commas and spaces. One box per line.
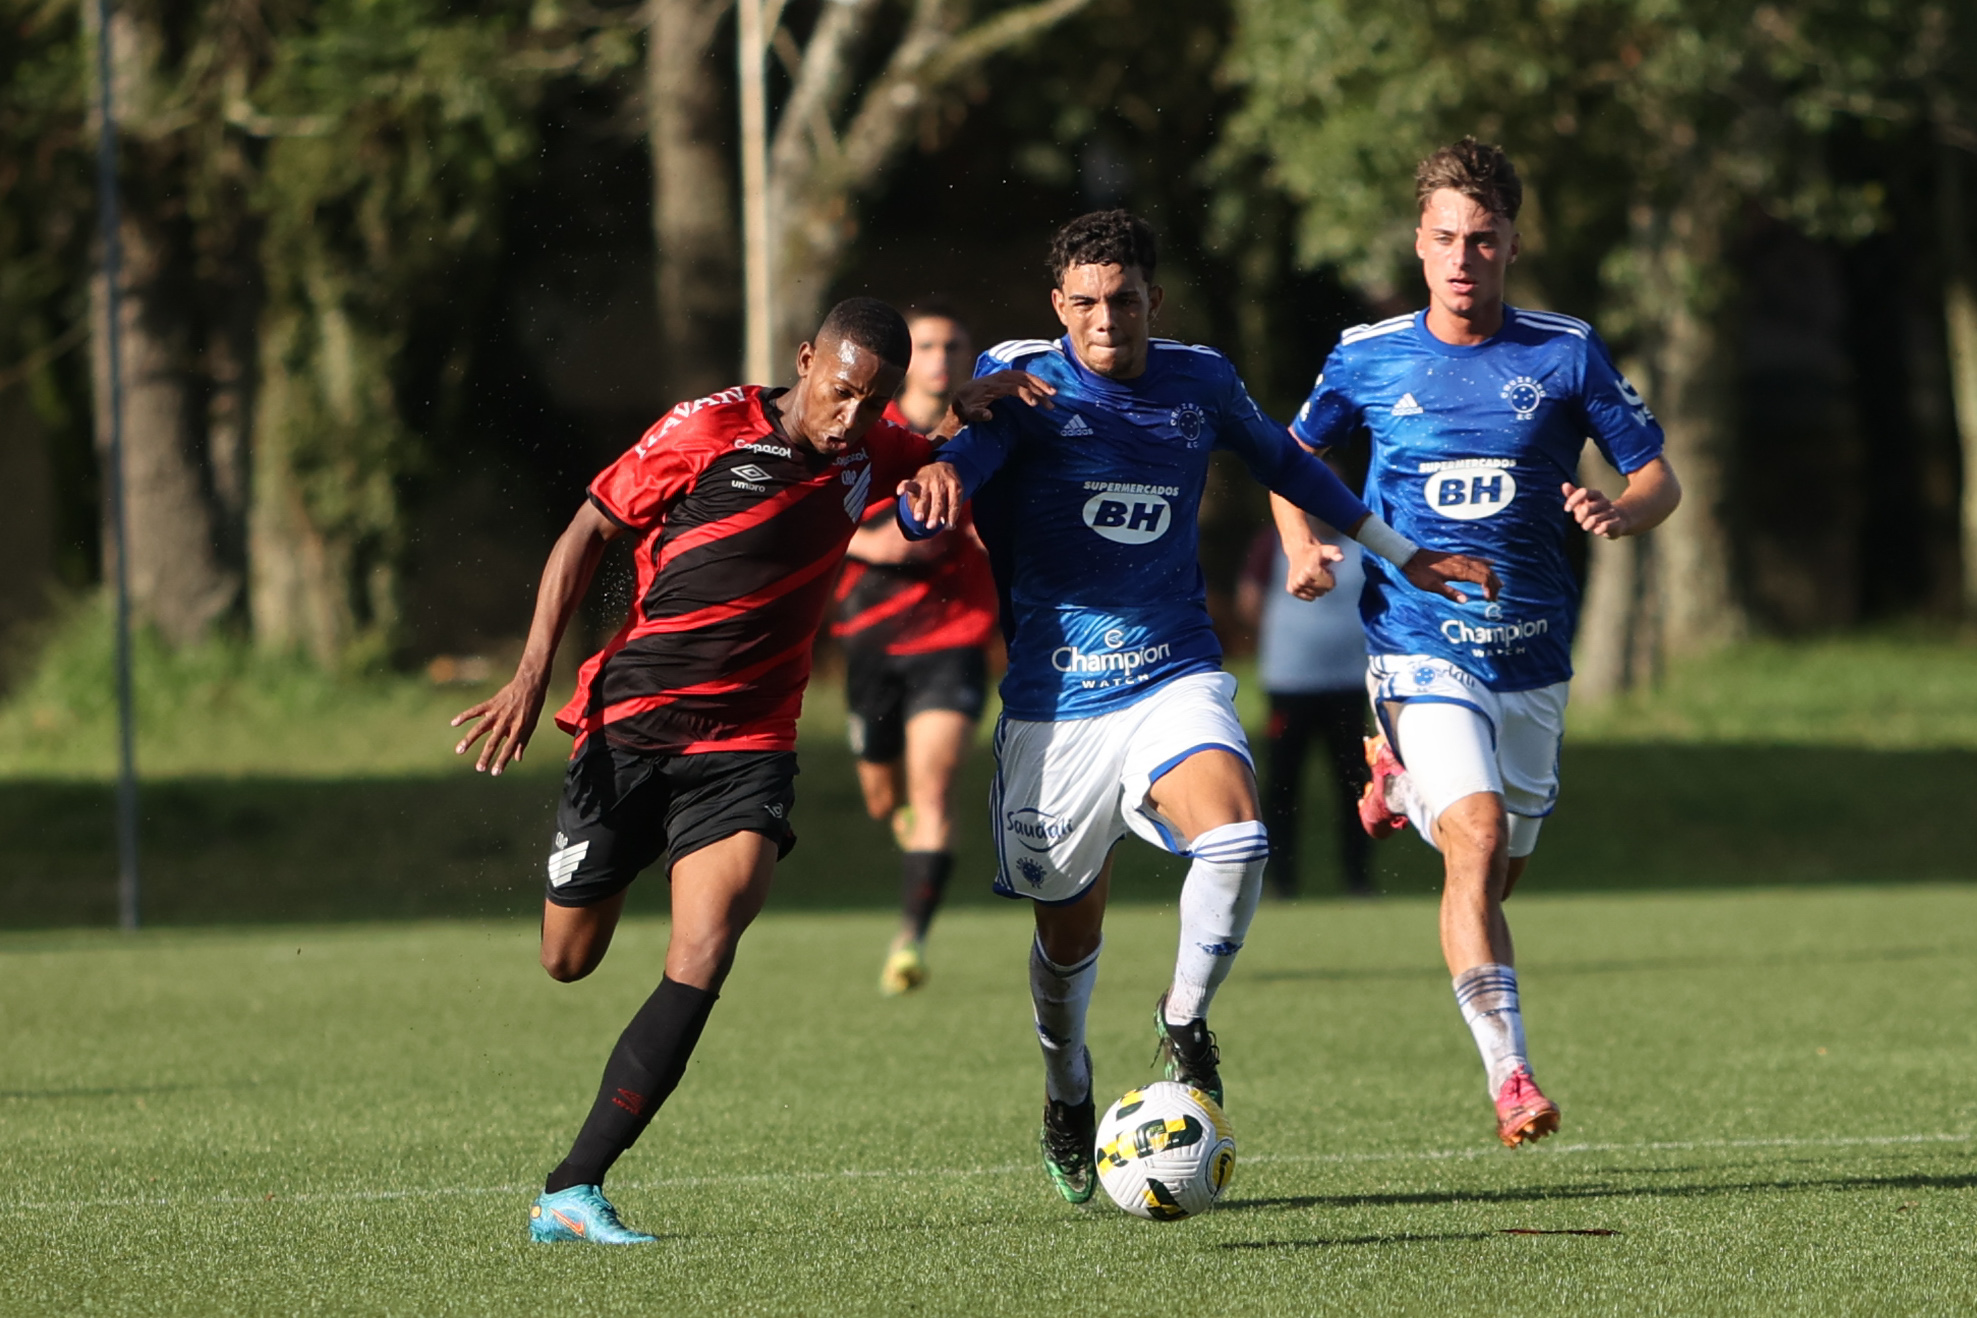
1048, 209, 1158, 287
1415, 138, 1523, 222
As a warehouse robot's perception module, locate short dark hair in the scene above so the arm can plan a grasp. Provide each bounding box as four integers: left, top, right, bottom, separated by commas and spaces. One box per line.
903, 298, 967, 330
1049, 210, 1157, 287
1416, 138, 1523, 222
816, 297, 912, 369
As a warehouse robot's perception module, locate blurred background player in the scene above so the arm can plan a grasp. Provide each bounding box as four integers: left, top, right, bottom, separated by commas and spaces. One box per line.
1282, 139, 1682, 1148
1235, 486, 1372, 899
899, 210, 1496, 1204
831, 305, 998, 994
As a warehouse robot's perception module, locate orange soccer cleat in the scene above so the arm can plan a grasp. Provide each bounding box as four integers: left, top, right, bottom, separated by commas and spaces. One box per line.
1494, 1067, 1561, 1147
1357, 734, 1410, 840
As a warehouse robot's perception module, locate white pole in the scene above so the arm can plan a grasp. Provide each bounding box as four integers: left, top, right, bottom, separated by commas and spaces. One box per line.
737, 0, 774, 384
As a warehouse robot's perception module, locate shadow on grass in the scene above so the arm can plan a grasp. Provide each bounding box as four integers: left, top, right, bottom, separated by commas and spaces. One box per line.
1249, 942, 1976, 984
1220, 1169, 1977, 1215
1221, 1232, 1503, 1249
3, 741, 1974, 929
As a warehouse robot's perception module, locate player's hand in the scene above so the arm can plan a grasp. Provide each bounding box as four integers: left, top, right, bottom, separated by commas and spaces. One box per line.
1400, 549, 1500, 603
1284, 539, 1345, 601
451, 672, 547, 776
898, 462, 966, 533
950, 370, 1054, 422
1562, 482, 1629, 538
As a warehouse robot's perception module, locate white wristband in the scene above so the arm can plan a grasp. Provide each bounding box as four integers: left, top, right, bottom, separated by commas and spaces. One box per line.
1353, 515, 1419, 566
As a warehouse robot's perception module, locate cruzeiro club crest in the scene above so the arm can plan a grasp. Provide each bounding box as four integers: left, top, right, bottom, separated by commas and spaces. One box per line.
1169, 402, 1206, 446
1501, 375, 1545, 420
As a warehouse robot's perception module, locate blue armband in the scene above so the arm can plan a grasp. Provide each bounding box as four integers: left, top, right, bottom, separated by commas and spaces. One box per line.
897, 490, 940, 540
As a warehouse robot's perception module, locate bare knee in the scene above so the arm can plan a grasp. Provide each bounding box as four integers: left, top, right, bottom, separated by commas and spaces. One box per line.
1435, 793, 1508, 862
541, 944, 601, 983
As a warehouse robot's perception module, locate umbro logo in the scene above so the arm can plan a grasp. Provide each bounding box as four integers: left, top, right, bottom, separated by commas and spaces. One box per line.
1059, 413, 1094, 436
732, 464, 773, 482
1391, 394, 1424, 417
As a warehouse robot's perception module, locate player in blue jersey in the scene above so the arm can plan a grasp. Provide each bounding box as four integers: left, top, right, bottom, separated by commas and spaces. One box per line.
1278, 139, 1683, 1147
898, 210, 1498, 1203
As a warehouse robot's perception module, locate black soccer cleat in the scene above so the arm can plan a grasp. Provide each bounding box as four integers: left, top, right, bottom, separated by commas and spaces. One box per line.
1152, 993, 1223, 1108
1039, 1084, 1098, 1205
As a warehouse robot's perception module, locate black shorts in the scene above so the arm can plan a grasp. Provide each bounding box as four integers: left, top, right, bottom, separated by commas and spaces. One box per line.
844, 645, 988, 763
544, 744, 798, 907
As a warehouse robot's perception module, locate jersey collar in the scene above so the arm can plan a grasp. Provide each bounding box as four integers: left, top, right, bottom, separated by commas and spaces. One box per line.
1409, 306, 1521, 358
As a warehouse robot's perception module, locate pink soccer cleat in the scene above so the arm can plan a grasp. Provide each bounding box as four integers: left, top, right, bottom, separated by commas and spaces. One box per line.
1494, 1066, 1561, 1147
1357, 734, 1410, 840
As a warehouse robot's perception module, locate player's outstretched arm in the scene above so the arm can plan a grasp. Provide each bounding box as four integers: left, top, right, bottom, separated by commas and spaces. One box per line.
1563, 455, 1681, 539
451, 501, 621, 775
1268, 492, 1346, 601
897, 462, 967, 537
932, 369, 1055, 439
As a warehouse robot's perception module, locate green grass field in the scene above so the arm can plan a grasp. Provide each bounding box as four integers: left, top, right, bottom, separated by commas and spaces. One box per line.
5, 889, 1975, 1314
3, 625, 1976, 1311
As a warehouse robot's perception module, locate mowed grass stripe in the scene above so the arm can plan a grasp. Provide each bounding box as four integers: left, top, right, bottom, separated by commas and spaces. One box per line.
5, 887, 1975, 1315
6, 1132, 1971, 1217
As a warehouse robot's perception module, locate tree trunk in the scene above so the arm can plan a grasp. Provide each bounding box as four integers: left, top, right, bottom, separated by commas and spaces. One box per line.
0, 384, 59, 677
1630, 192, 1746, 657
648, 0, 741, 399
1940, 146, 1977, 619
1571, 450, 1644, 701
91, 210, 239, 647
89, 8, 238, 647
248, 256, 406, 667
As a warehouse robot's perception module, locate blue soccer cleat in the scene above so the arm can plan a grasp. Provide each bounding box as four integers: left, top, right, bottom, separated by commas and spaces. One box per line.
528, 1185, 656, 1244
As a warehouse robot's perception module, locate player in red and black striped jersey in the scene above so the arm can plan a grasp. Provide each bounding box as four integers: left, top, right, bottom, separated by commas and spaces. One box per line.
450, 298, 1053, 1245
830, 307, 999, 996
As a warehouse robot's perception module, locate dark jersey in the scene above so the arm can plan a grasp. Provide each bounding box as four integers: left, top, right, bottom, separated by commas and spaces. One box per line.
555, 386, 935, 754
830, 402, 998, 656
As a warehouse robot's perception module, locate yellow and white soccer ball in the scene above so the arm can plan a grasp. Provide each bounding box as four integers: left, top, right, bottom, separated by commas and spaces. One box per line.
1094, 1081, 1236, 1220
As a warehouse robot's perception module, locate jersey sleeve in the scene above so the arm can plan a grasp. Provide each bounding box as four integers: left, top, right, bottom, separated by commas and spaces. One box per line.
896, 413, 1017, 538
1213, 360, 1372, 533
1288, 345, 1362, 451
588, 411, 713, 530
1579, 331, 1665, 474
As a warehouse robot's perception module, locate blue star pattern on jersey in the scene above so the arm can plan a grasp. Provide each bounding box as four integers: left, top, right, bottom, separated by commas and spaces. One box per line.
1292, 307, 1664, 692
912, 336, 1371, 721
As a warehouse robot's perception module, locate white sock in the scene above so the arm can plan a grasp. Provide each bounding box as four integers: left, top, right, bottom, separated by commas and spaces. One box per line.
1030, 936, 1098, 1103
1164, 820, 1269, 1024
1453, 963, 1529, 1096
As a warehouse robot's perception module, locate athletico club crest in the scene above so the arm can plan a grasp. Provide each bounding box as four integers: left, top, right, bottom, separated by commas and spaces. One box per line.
1501, 376, 1545, 420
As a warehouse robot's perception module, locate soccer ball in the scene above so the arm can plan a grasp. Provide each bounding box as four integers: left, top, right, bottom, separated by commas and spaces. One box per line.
1094, 1081, 1237, 1220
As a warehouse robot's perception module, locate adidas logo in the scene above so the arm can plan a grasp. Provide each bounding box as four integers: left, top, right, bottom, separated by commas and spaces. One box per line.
1391, 394, 1424, 417
1059, 413, 1094, 436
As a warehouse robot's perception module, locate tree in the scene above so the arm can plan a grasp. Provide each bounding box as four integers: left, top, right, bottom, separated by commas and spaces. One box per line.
241, 0, 553, 664
752, 0, 1094, 370
1220, 0, 1951, 677
648, 0, 741, 401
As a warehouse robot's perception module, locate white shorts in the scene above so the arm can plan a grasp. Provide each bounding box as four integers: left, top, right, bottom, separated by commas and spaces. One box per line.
1366, 655, 1567, 858
992, 670, 1252, 904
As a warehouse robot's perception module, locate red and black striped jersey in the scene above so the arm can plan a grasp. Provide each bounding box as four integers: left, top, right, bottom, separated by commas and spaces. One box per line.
555, 386, 935, 754
830, 402, 998, 656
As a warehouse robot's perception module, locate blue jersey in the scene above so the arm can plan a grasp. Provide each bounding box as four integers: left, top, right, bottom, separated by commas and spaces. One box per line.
1292, 307, 1664, 691
928, 336, 1370, 722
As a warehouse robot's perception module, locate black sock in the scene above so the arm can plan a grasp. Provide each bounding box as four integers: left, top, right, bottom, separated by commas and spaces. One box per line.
900, 851, 953, 942
544, 977, 718, 1194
